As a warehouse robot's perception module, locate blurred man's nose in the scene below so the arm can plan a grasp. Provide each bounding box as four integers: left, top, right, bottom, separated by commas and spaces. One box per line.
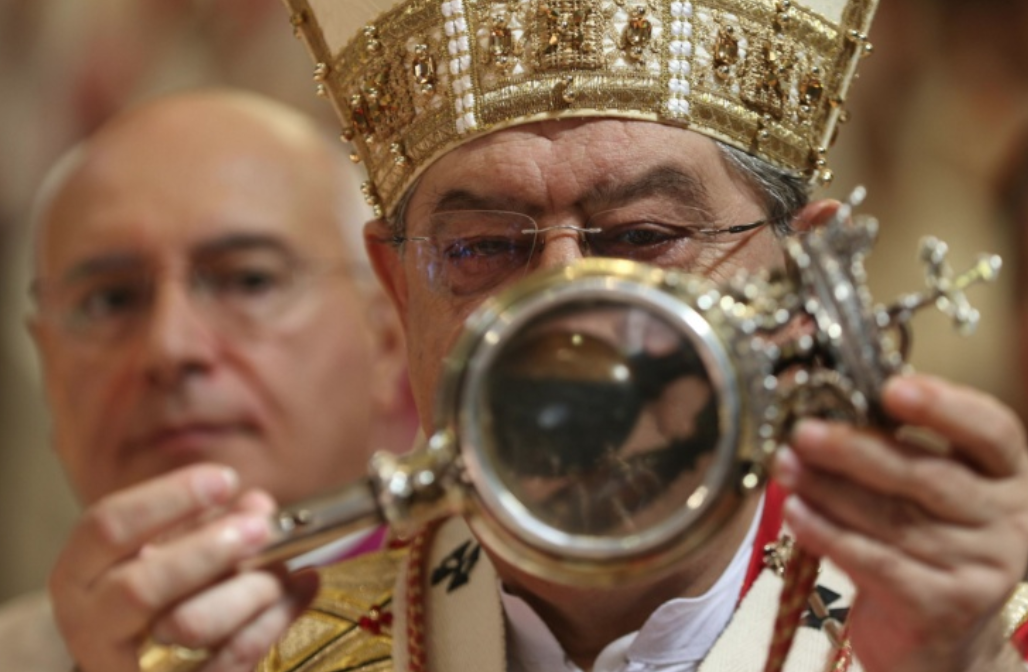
140, 279, 218, 387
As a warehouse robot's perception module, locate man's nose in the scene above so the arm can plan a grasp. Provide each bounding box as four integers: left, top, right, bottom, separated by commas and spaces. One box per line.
140, 280, 218, 387
533, 229, 587, 271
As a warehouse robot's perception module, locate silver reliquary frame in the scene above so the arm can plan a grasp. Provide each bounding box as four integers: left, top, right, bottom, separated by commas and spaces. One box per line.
255, 188, 1000, 587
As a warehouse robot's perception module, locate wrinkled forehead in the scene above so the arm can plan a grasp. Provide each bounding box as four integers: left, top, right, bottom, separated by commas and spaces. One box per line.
405, 120, 753, 218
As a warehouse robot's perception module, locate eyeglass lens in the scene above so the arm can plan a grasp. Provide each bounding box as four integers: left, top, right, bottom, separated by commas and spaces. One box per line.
415, 205, 767, 296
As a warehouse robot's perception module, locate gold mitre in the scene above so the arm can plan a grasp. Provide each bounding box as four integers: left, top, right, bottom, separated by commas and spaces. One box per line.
283, 0, 878, 217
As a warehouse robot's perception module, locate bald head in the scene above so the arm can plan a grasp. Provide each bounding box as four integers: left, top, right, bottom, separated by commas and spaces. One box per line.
31, 88, 371, 280
28, 89, 411, 506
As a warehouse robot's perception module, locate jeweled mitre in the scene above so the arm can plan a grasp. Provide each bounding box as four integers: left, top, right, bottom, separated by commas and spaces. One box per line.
283, 0, 878, 216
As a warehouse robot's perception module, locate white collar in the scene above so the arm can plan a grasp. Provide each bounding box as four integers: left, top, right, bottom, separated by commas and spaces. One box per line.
500, 496, 765, 672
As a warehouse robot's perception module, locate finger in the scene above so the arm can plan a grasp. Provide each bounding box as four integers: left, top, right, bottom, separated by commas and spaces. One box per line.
883, 375, 1027, 478
59, 464, 240, 586
782, 494, 1013, 623
194, 570, 319, 672
90, 512, 272, 641
228, 489, 277, 516
775, 447, 990, 568
784, 420, 997, 526
151, 571, 283, 649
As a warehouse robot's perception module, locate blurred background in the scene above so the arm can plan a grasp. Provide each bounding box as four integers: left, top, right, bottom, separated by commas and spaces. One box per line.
0, 0, 1025, 603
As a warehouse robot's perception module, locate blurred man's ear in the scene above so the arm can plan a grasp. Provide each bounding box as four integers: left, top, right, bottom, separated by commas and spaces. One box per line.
364, 219, 409, 323
26, 314, 43, 351
790, 199, 841, 233
24, 314, 59, 432
25, 313, 52, 374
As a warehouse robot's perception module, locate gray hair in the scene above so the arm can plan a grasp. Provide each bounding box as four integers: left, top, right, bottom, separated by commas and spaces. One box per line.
716, 142, 810, 235
385, 139, 810, 236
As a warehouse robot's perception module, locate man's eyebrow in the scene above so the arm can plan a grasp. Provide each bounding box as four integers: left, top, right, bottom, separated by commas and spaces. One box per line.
582, 165, 714, 217
428, 166, 714, 227
53, 254, 145, 289
431, 190, 532, 215
191, 233, 296, 259
425, 190, 542, 235
54, 234, 296, 286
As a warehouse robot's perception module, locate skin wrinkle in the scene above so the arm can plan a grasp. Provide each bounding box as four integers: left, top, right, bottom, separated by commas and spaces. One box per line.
425, 165, 715, 226
35, 91, 420, 672
46, 234, 300, 296
391, 131, 809, 240
366, 118, 788, 669
31, 91, 399, 506
389, 120, 782, 425
581, 165, 713, 217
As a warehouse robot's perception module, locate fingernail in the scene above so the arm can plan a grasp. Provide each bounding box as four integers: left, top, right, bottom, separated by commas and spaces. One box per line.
219, 514, 269, 548
236, 515, 270, 546
793, 418, 828, 444
887, 377, 924, 407
783, 494, 807, 521
194, 467, 238, 506
773, 447, 801, 489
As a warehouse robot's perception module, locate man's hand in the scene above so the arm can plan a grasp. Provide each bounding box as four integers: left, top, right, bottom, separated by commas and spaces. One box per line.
50, 464, 319, 672
774, 373, 1028, 672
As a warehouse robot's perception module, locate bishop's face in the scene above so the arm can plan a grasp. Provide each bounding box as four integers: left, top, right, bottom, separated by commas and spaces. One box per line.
367, 118, 788, 432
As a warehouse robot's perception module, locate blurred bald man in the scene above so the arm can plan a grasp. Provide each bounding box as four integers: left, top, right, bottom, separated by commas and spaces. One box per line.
0, 89, 417, 671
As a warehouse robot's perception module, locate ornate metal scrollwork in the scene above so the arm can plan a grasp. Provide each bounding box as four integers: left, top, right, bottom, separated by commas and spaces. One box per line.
257, 188, 1000, 587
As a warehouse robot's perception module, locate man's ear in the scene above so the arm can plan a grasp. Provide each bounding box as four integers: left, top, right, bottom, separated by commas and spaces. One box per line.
790, 199, 841, 233
364, 284, 417, 434
25, 313, 57, 411
364, 218, 409, 325
25, 313, 52, 374
363, 220, 420, 444
26, 314, 43, 351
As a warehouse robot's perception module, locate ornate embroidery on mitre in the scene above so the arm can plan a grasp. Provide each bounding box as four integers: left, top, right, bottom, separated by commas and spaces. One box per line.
283, 0, 878, 216
256, 547, 407, 672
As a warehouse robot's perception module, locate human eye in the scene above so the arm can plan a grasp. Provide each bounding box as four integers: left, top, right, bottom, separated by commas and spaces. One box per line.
200, 250, 293, 298
443, 235, 526, 261
425, 211, 536, 295
591, 222, 697, 261
68, 277, 148, 326
434, 232, 533, 296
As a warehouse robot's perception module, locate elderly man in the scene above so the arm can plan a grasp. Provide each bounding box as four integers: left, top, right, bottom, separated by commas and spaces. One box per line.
239, 0, 1028, 670
45, 0, 1028, 669
0, 89, 417, 670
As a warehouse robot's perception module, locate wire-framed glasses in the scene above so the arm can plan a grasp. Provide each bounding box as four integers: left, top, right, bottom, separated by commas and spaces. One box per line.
388, 207, 780, 297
